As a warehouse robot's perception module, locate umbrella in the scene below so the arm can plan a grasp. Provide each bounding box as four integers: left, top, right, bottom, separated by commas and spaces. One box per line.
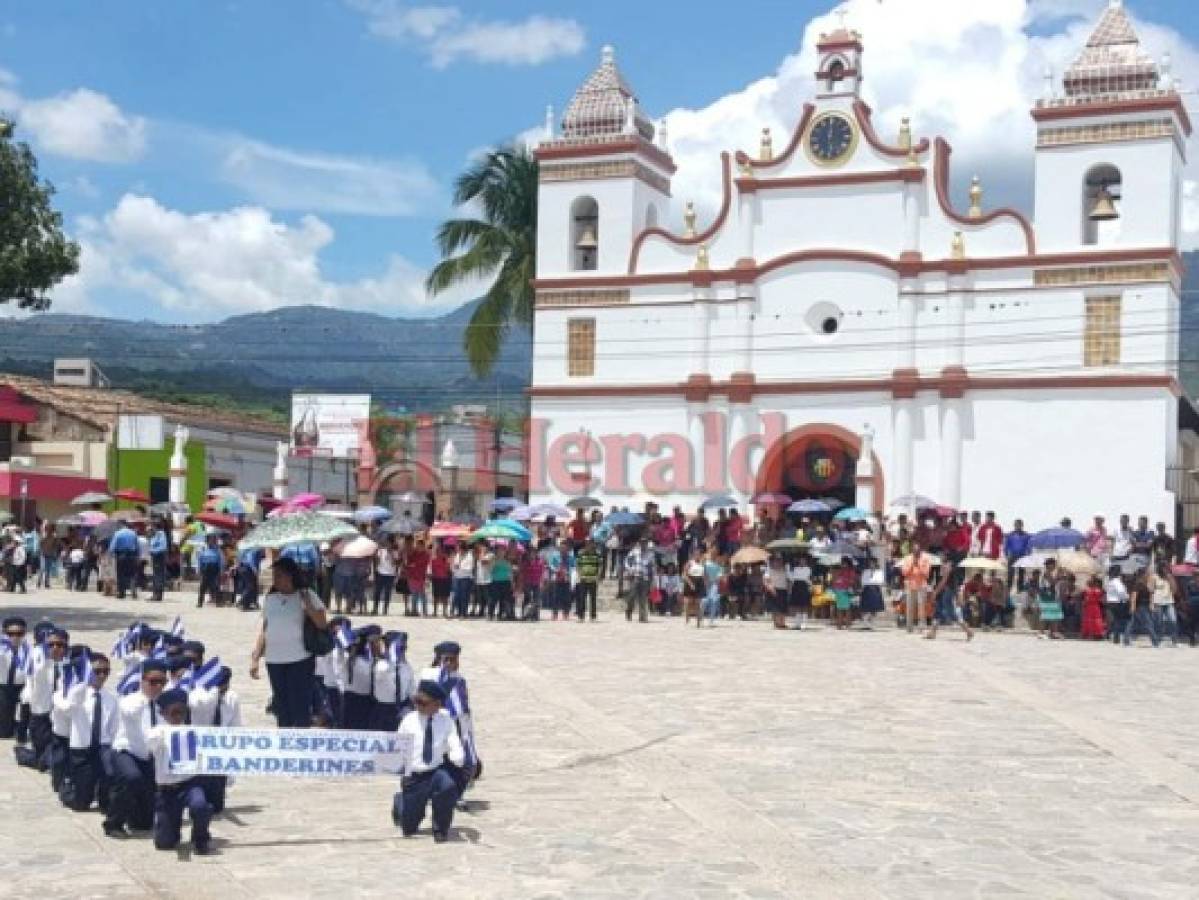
321, 508, 356, 521
489, 497, 520, 512
470, 522, 532, 543
71, 491, 112, 506
0, 512, 12, 524
788, 499, 832, 514
429, 521, 471, 539
1171, 563, 1197, 577
730, 546, 769, 565
114, 488, 149, 504
205, 495, 247, 516
57, 514, 84, 527
605, 511, 644, 527
484, 518, 533, 541
207, 487, 242, 499
700, 494, 739, 510
833, 506, 870, 521
149, 502, 190, 517
766, 538, 809, 553
338, 535, 378, 559
752, 492, 792, 505
817, 497, 846, 511
239, 512, 358, 551
93, 520, 122, 542
1029, 527, 1084, 550
393, 491, 425, 504
378, 517, 426, 536
353, 506, 393, 524
567, 497, 602, 510
1014, 551, 1054, 570
530, 503, 570, 520
930, 505, 957, 518
79, 510, 108, 526
825, 540, 869, 559
889, 494, 938, 510
196, 512, 239, 530
288, 492, 326, 510
1053, 549, 1102, 576
958, 556, 1007, 573
507, 505, 534, 521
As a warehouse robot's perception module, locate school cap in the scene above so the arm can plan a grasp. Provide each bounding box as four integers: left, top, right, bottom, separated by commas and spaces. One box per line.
433, 641, 461, 657
2, 616, 27, 630
213, 666, 232, 688
141, 660, 168, 675
33, 620, 56, 639
165, 655, 190, 672
357, 625, 382, 639
156, 688, 189, 710
137, 627, 160, 645
181, 640, 206, 655
416, 680, 447, 703
51, 628, 70, 641
162, 634, 184, 649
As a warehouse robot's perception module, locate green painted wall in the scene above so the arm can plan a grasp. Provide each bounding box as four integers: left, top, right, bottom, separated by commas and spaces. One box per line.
110, 441, 207, 510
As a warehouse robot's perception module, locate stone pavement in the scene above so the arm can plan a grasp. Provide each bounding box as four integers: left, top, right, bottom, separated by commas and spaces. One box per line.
1, 586, 1197, 899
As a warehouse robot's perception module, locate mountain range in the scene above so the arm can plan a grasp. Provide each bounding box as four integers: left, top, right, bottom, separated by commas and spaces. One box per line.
0, 249, 1195, 418
0, 300, 532, 419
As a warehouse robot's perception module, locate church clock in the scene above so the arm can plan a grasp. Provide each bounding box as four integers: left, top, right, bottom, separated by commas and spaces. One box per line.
806, 112, 857, 167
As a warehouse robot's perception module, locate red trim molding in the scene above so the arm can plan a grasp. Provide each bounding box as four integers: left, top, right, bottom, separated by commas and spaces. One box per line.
1031, 96, 1192, 138
534, 138, 678, 174
816, 38, 863, 53
627, 152, 732, 273
736, 167, 923, 194
734, 103, 816, 174
933, 138, 1036, 254
529, 371, 1181, 401
853, 100, 931, 159
534, 245, 1182, 293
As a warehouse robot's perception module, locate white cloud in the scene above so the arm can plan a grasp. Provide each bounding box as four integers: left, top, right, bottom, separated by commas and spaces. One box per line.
55, 194, 487, 320
347, 0, 584, 68
219, 137, 440, 217
19, 87, 147, 163
652, 0, 1199, 247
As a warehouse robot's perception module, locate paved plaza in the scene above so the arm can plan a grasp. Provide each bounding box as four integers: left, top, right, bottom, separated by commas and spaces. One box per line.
0, 587, 1197, 899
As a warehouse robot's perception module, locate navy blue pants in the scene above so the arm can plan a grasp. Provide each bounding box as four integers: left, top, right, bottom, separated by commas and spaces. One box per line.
392, 766, 460, 836
197, 567, 221, 607
0, 684, 28, 741
115, 551, 139, 598
341, 692, 374, 730
266, 656, 316, 728
61, 747, 110, 811
151, 554, 167, 601
371, 701, 400, 733
48, 734, 69, 792
105, 751, 155, 830
198, 775, 227, 813
155, 781, 212, 850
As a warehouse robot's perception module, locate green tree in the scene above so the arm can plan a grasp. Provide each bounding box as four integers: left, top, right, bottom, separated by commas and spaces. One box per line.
0, 120, 80, 309
426, 145, 537, 377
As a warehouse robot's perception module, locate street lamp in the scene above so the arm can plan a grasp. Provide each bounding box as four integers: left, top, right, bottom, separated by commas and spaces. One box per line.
440, 439, 460, 517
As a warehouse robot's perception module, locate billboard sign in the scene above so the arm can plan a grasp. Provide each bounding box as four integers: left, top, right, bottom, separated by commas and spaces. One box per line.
290, 394, 371, 459
118, 414, 165, 451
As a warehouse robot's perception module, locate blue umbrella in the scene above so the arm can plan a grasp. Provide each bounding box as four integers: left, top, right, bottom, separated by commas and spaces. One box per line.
353, 505, 393, 524
490, 497, 520, 512
484, 518, 533, 541
1030, 527, 1084, 550
700, 494, 739, 510
788, 499, 832, 514
833, 506, 870, 521
605, 511, 645, 527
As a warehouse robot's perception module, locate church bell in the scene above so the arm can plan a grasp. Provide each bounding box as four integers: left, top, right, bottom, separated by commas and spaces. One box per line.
575, 223, 599, 250
1088, 185, 1119, 222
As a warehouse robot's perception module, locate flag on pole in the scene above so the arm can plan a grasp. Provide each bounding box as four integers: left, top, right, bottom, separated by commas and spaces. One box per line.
117, 665, 142, 696
335, 622, 354, 652
189, 657, 223, 690
169, 616, 185, 638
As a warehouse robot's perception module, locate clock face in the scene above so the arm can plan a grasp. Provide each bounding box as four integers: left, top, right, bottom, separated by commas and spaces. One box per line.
808, 114, 855, 165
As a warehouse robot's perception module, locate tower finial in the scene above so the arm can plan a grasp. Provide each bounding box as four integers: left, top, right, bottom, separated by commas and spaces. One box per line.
969, 176, 983, 219
545, 104, 555, 141
601, 44, 615, 65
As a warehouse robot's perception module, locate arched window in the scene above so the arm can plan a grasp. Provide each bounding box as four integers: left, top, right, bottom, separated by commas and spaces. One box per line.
826, 57, 847, 92
1082, 164, 1121, 246
571, 196, 599, 271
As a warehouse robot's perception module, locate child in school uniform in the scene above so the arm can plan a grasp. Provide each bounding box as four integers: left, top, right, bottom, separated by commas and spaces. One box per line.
342, 625, 380, 730
146, 689, 214, 853
316, 616, 350, 727
371, 631, 414, 732
391, 680, 465, 842
657, 564, 681, 616
189, 666, 240, 813
55, 653, 118, 812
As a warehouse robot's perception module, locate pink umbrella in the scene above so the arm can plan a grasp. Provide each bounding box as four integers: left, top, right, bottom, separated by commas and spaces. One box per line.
79, 510, 108, 526
289, 493, 326, 510
752, 492, 792, 505
429, 522, 471, 539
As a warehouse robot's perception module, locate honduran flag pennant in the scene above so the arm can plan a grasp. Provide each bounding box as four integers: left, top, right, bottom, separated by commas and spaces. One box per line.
387, 636, 406, 666
22, 643, 42, 677
190, 656, 222, 690
335, 622, 354, 652
75, 653, 94, 688
117, 665, 142, 696
169, 616, 185, 638
61, 660, 76, 696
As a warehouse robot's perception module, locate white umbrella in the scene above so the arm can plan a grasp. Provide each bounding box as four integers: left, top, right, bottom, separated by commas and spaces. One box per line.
1014, 552, 1054, 570
958, 556, 1007, 573
338, 535, 378, 559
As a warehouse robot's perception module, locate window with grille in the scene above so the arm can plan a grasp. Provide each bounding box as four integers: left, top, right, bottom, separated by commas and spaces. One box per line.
567, 318, 596, 377
1083, 296, 1120, 367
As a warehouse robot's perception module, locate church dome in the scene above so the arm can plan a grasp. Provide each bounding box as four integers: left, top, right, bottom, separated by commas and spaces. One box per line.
560, 45, 655, 143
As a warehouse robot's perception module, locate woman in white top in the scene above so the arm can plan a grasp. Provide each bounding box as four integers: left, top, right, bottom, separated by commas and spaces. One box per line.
250, 556, 327, 729
765, 556, 791, 630
372, 537, 399, 616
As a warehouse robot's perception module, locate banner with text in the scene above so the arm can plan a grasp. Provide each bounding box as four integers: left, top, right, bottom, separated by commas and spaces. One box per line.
167, 727, 412, 777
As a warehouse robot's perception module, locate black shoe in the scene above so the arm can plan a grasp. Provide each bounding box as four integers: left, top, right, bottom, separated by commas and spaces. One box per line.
433, 831, 449, 843
103, 824, 129, 840
193, 842, 214, 855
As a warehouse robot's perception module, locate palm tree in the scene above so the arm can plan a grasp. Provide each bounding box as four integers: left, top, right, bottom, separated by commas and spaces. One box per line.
426, 145, 538, 377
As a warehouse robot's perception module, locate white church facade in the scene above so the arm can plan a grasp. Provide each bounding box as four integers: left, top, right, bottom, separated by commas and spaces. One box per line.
528, 2, 1190, 529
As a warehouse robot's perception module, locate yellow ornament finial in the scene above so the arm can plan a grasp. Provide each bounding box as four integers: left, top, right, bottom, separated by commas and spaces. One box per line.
759, 128, 773, 162
696, 244, 710, 271
737, 156, 754, 178
968, 176, 983, 218
683, 201, 697, 238
898, 117, 912, 153
951, 231, 966, 260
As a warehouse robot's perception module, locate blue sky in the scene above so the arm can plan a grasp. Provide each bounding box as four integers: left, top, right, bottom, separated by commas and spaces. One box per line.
1, 0, 1197, 323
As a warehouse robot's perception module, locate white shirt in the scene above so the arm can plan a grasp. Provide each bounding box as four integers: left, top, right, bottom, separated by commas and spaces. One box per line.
261, 590, 326, 665
344, 654, 375, 697
1111, 528, 1133, 558
788, 565, 812, 584
137, 535, 150, 562
376, 548, 397, 577
0, 639, 29, 688
26, 654, 69, 715
397, 708, 465, 775
113, 691, 161, 760
189, 687, 242, 727
54, 683, 119, 749
318, 648, 346, 690
1185, 536, 1199, 566
145, 725, 191, 786
372, 658, 414, 705
453, 552, 475, 579
1105, 577, 1129, 605
68, 548, 86, 565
